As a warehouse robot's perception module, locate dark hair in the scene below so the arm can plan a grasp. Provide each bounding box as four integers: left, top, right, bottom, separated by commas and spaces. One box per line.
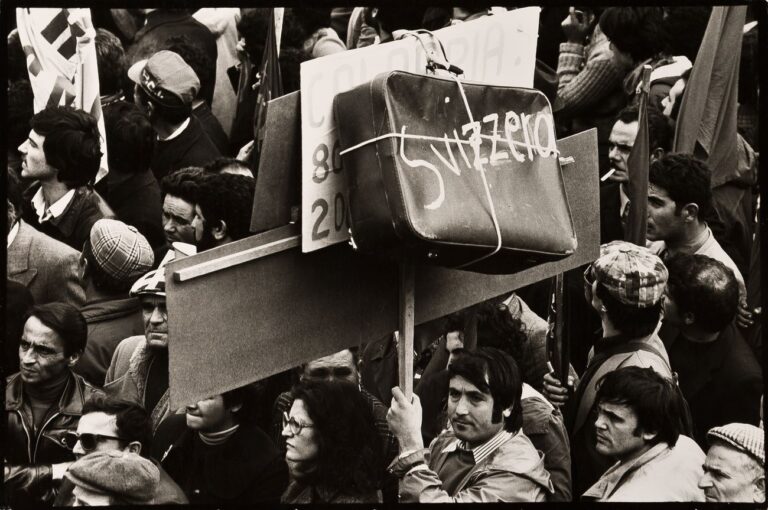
165, 35, 213, 106
160, 167, 206, 204
615, 103, 672, 153
662, 7, 712, 63
649, 153, 713, 220
81, 238, 140, 294
135, 85, 191, 125
8, 80, 35, 152
279, 47, 307, 95
104, 101, 155, 175
289, 380, 381, 495
221, 384, 260, 425
448, 347, 523, 433
237, 8, 271, 60
203, 157, 253, 176
94, 28, 126, 96
599, 7, 666, 62
474, 300, 527, 363
596, 366, 686, 447
27, 302, 87, 356
82, 394, 153, 458
196, 173, 255, 242
30, 106, 102, 187
595, 283, 662, 338
666, 253, 739, 333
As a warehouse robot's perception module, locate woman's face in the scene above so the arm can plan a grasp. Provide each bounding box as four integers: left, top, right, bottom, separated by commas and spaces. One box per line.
282, 399, 319, 474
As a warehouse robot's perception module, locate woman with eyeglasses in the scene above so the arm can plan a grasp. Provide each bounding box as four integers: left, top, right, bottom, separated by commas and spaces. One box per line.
281, 379, 383, 503
153, 384, 288, 505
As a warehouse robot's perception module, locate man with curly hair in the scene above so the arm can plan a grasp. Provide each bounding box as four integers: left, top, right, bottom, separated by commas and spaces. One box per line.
18, 106, 113, 251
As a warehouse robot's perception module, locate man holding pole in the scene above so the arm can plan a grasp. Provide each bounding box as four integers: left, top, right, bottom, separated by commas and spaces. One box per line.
386, 347, 553, 502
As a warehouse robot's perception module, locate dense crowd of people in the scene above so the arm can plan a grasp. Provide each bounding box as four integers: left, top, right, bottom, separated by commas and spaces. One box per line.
5, 5, 763, 505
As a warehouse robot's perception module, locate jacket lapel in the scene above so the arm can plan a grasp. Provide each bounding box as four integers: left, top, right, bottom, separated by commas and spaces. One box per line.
7, 221, 33, 276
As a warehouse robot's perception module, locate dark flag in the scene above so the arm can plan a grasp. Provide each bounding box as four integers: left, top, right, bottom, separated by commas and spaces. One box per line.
253, 9, 284, 161
624, 65, 651, 246
672, 6, 747, 188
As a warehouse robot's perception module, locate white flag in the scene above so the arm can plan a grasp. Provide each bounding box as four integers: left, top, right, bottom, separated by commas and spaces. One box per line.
16, 7, 109, 183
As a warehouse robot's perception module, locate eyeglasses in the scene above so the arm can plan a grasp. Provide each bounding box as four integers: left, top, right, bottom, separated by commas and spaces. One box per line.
63, 431, 126, 452
282, 411, 314, 435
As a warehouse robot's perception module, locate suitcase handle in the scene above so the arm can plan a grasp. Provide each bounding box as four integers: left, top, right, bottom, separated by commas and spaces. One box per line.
403, 30, 464, 76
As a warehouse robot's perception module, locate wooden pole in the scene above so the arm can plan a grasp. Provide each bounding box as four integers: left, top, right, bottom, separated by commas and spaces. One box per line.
398, 261, 415, 399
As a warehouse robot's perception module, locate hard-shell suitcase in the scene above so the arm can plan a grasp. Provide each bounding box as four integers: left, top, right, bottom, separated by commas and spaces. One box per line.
333, 37, 577, 274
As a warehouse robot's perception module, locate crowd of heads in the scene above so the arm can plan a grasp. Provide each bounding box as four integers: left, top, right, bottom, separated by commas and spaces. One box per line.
4, 5, 762, 507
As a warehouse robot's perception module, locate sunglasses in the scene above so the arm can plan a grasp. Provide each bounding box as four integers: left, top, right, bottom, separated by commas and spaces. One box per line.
282, 411, 314, 436
63, 431, 126, 452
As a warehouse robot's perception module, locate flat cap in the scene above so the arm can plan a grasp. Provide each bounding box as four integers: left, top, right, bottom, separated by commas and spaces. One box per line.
90, 219, 154, 283
127, 50, 199, 107
65, 450, 159, 504
593, 241, 668, 308
707, 423, 764, 464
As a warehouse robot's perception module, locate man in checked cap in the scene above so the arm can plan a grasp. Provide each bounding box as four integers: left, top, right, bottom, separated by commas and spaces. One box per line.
103, 244, 194, 434
700, 423, 765, 503
543, 240, 682, 495
74, 219, 154, 387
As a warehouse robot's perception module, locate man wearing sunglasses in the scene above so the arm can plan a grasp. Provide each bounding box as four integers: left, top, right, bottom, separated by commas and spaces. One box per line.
53, 394, 187, 505
4, 303, 97, 507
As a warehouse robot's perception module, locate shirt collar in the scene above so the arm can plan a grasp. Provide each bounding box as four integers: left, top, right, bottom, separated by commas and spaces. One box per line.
442, 428, 514, 464
159, 117, 191, 141
7, 221, 20, 248
32, 187, 76, 223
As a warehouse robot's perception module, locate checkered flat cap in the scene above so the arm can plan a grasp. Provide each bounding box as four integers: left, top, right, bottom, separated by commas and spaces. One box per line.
90, 219, 154, 283
592, 241, 668, 308
708, 423, 765, 464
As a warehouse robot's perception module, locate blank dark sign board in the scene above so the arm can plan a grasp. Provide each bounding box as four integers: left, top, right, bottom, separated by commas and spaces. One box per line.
250, 91, 301, 233
166, 129, 600, 408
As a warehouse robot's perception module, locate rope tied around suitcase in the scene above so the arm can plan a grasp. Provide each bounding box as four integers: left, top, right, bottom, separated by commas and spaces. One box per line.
338, 30, 565, 269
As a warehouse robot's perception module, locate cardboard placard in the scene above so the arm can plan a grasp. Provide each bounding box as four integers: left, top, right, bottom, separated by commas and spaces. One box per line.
300, 8, 540, 252
166, 129, 599, 408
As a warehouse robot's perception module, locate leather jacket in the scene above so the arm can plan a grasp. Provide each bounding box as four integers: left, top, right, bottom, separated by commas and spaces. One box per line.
4, 371, 98, 507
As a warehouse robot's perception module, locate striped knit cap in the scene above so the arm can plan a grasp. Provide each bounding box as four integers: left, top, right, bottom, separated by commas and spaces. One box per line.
707, 423, 765, 464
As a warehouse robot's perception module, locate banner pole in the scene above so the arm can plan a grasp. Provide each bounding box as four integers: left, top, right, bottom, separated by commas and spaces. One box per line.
398, 261, 415, 399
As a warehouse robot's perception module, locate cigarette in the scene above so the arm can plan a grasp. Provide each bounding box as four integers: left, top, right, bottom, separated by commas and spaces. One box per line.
547, 361, 555, 374
601, 168, 616, 182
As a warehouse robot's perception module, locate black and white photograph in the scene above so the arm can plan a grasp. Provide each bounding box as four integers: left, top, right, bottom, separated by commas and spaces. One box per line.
3, 3, 765, 506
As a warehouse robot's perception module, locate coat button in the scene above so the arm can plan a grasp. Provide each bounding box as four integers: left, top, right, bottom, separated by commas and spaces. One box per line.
193, 489, 200, 495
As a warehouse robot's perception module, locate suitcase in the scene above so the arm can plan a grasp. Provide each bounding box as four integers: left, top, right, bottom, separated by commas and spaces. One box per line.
333, 36, 577, 274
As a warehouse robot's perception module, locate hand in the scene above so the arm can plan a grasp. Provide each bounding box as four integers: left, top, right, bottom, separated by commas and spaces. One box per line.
236, 140, 255, 162
561, 8, 592, 43
387, 387, 424, 452
543, 372, 572, 408
735, 299, 755, 329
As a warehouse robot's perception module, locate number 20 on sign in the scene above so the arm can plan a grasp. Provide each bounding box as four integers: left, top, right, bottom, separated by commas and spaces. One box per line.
308, 139, 350, 243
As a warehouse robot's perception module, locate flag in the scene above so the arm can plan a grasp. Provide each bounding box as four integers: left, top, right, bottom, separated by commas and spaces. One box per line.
672, 6, 747, 188
16, 8, 109, 183
253, 8, 284, 160
624, 65, 652, 246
